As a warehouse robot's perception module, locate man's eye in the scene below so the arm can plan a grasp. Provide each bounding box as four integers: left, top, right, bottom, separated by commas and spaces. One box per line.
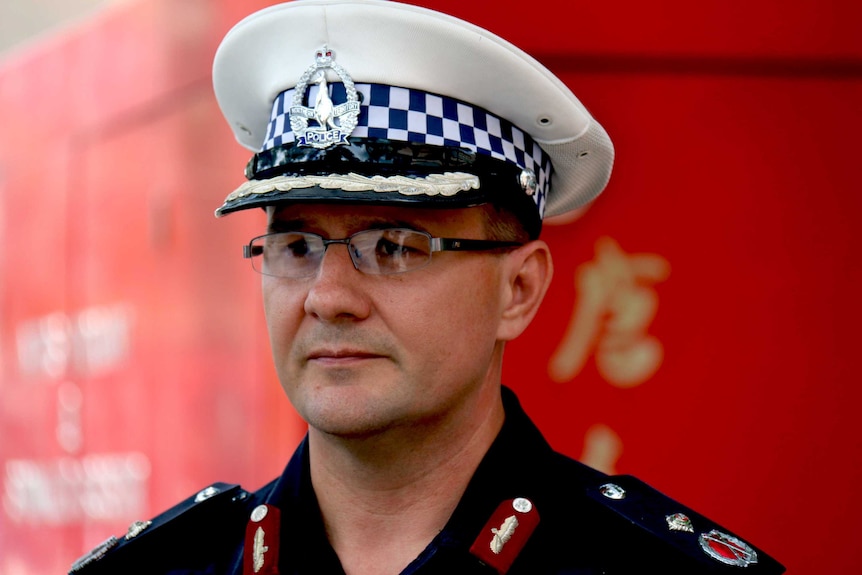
375, 238, 409, 258
285, 238, 311, 257
268, 234, 313, 257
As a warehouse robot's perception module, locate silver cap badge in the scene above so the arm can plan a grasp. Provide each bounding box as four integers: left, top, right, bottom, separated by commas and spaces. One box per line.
289, 47, 360, 149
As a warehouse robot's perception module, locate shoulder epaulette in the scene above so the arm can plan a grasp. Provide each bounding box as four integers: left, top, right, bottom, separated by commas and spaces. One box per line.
586, 475, 784, 573
69, 482, 252, 574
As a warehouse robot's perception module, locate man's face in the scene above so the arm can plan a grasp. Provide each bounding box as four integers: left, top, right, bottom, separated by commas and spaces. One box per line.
261, 203, 511, 439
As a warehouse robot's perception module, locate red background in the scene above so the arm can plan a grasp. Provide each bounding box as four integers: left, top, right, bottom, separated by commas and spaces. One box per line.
1, 0, 859, 573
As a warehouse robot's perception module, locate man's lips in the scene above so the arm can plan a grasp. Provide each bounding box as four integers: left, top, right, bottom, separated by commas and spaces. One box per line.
306, 349, 386, 362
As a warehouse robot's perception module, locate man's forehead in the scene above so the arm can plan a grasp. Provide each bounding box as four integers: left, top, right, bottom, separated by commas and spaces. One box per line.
267, 203, 487, 233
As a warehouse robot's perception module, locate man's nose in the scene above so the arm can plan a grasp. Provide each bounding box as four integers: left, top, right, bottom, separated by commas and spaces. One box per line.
303, 242, 371, 321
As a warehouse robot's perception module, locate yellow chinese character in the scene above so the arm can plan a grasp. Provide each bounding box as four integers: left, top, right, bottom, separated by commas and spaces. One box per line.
548, 237, 670, 388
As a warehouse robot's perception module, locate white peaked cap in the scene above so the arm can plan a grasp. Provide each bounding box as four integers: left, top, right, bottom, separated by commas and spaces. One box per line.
212, 0, 614, 235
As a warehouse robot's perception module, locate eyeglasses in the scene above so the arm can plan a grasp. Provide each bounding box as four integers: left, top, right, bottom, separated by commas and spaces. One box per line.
243, 228, 522, 278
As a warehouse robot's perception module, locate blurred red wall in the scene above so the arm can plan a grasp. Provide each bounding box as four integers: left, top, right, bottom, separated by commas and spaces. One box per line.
1, 0, 859, 573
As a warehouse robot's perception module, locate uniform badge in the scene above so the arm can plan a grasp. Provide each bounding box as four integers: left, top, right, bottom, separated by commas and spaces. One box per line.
699, 529, 759, 567
598, 483, 626, 500
490, 515, 519, 554
244, 504, 281, 575
289, 47, 360, 148
470, 497, 539, 574
195, 485, 220, 502
665, 513, 694, 533
124, 519, 152, 540
69, 536, 119, 572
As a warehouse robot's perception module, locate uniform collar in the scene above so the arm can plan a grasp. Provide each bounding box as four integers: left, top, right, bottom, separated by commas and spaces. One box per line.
260, 386, 591, 574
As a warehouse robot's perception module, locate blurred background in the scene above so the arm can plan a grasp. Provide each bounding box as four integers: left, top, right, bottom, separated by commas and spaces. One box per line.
1, 0, 859, 573
0, 0, 114, 54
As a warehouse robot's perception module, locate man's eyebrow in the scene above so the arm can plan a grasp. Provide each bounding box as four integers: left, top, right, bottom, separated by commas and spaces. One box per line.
366, 220, 427, 232
266, 219, 305, 233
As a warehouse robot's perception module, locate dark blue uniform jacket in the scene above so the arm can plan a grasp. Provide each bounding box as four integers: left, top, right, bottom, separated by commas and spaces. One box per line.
70, 387, 784, 574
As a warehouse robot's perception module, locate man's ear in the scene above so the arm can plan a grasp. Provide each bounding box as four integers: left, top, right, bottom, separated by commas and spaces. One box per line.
497, 240, 554, 342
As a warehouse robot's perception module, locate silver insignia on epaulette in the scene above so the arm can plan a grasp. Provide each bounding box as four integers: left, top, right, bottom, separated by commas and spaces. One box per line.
699, 529, 759, 567
599, 482, 626, 500
124, 519, 152, 540
251, 504, 268, 522
195, 485, 220, 502
490, 515, 519, 555
68, 536, 119, 573
512, 497, 533, 513
253, 526, 269, 573
289, 47, 360, 149
666, 513, 695, 533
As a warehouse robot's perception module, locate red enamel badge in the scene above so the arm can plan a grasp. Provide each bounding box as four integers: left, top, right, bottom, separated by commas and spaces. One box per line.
470, 498, 540, 574
244, 504, 281, 574
699, 529, 759, 567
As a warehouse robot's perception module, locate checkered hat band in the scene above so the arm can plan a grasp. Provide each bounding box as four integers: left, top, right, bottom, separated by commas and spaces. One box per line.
263, 83, 552, 211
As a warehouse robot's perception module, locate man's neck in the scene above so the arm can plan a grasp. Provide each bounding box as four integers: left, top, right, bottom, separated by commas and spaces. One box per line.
307, 383, 505, 575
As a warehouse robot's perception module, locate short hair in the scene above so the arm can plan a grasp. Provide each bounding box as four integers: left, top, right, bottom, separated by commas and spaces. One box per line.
480, 203, 532, 244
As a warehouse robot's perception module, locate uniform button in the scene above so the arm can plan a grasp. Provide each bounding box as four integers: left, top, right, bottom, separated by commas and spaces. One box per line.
194, 485, 220, 502
251, 504, 269, 522
599, 483, 626, 500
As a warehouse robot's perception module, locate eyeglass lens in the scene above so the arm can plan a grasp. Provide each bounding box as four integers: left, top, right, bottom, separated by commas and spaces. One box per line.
251, 229, 434, 277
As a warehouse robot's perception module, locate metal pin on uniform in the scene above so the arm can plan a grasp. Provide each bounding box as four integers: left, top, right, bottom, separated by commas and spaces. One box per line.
665, 513, 694, 533
470, 498, 540, 574
244, 504, 281, 574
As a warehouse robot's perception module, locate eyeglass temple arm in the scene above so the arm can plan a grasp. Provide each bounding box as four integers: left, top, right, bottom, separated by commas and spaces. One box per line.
431, 238, 523, 252
243, 245, 263, 259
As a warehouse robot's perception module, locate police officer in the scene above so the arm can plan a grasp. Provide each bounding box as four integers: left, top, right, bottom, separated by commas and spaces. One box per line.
70, 1, 784, 573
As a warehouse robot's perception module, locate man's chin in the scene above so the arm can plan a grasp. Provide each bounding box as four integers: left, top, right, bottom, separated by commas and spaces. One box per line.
288, 382, 403, 437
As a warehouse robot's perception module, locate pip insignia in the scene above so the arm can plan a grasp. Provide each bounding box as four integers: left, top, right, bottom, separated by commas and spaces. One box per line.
195, 485, 220, 502
289, 47, 360, 148
665, 513, 694, 533
699, 529, 759, 567
512, 497, 533, 513
124, 519, 152, 540
599, 483, 626, 500
251, 504, 268, 522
